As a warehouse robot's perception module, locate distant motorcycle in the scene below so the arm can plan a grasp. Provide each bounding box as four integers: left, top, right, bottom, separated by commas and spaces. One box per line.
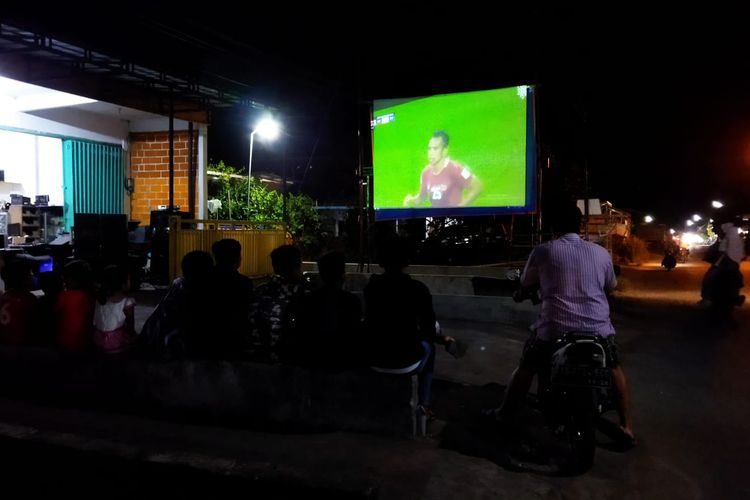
677, 247, 690, 263
661, 253, 677, 271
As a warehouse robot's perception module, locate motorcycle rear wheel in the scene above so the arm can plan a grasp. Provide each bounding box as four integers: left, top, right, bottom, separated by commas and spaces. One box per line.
558, 411, 596, 475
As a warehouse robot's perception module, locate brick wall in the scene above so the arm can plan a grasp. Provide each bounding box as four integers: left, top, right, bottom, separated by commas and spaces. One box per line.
129, 131, 197, 224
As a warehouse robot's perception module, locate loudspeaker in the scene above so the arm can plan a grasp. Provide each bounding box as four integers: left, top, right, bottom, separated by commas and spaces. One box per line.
148, 210, 192, 285
73, 214, 128, 269
148, 210, 192, 239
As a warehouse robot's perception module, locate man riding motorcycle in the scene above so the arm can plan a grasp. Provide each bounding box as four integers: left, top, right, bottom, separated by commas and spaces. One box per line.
495, 201, 636, 449
700, 217, 745, 312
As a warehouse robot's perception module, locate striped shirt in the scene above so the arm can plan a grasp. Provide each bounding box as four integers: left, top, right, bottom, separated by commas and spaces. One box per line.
520, 233, 617, 341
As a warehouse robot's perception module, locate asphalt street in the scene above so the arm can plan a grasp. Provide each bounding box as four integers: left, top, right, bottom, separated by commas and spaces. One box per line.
0, 256, 747, 498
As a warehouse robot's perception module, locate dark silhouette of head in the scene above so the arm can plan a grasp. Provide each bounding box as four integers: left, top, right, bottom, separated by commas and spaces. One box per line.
97, 265, 128, 305
62, 259, 94, 292
317, 251, 346, 287
712, 204, 740, 229
270, 245, 302, 280
377, 236, 411, 272
212, 238, 242, 270
1, 259, 33, 291
181, 250, 214, 283
39, 270, 63, 297
548, 201, 582, 237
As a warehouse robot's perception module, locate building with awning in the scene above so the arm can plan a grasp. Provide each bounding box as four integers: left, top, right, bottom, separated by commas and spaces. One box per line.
0, 19, 268, 234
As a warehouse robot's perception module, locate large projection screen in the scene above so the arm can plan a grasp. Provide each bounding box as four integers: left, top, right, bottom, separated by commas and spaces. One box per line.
372, 85, 535, 220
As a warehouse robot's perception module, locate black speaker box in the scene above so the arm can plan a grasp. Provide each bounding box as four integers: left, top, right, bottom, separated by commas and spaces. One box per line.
148, 210, 192, 285
73, 214, 128, 269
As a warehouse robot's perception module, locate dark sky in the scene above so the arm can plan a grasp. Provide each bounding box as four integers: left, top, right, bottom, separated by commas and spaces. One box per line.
6, 6, 750, 227
205, 6, 750, 228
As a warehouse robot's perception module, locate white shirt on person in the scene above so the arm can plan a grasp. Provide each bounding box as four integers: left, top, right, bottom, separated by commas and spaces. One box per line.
719, 222, 745, 264
93, 297, 135, 332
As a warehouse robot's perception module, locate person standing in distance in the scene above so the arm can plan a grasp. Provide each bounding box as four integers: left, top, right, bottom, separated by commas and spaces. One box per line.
403, 130, 482, 208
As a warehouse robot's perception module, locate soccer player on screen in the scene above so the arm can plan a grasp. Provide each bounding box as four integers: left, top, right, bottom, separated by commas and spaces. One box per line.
402, 130, 482, 208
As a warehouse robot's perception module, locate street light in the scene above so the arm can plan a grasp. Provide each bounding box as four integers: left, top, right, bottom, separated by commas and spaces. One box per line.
644, 215, 654, 223
711, 200, 724, 209
248, 116, 281, 205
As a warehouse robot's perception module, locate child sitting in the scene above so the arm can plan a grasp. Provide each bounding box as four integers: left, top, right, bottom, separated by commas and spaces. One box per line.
55, 260, 96, 353
93, 265, 135, 354
0, 259, 38, 346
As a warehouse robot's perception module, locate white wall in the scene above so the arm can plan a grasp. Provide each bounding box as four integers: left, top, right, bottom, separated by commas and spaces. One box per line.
0, 106, 208, 217
0, 130, 63, 205
2, 106, 194, 139
129, 117, 191, 132
0, 107, 128, 145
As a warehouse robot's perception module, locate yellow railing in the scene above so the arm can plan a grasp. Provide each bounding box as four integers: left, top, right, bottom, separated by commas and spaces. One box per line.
168, 217, 287, 280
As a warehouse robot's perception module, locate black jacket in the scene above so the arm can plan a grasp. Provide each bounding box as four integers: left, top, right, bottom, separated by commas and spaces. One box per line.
363, 272, 436, 369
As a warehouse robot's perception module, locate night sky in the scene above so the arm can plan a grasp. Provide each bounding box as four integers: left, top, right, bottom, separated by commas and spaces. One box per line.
6, 6, 750, 227
206, 6, 750, 228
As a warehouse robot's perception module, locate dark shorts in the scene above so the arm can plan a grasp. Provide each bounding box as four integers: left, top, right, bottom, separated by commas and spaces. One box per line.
519, 332, 620, 374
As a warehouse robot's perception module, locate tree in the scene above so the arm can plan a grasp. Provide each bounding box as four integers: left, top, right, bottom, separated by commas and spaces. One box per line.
286, 192, 321, 248
247, 179, 282, 222
209, 161, 250, 220
208, 161, 321, 252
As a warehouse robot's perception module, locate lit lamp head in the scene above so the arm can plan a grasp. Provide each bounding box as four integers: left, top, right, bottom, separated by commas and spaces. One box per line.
254, 117, 281, 141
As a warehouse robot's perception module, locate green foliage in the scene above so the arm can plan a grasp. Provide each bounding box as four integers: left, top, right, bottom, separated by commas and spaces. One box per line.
208, 161, 321, 250
248, 179, 283, 221
209, 161, 249, 220
286, 192, 321, 245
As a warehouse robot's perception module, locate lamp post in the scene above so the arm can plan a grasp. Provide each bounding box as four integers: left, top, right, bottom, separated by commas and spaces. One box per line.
247, 117, 281, 206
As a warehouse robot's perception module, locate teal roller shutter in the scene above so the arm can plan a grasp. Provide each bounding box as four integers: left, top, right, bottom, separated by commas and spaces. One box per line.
62, 140, 124, 230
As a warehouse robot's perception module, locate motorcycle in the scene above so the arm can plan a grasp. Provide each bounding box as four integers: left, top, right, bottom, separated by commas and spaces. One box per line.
703, 257, 745, 327
677, 247, 690, 263
511, 285, 615, 474
661, 253, 677, 271
543, 332, 614, 474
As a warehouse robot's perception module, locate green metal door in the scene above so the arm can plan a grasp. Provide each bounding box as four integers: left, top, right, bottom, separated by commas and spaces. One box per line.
62, 140, 124, 230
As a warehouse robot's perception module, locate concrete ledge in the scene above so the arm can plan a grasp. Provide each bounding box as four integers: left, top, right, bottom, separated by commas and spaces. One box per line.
0, 347, 419, 438
303, 262, 525, 278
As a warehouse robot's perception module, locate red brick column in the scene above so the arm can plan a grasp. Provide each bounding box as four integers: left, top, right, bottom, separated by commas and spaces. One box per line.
128, 131, 197, 224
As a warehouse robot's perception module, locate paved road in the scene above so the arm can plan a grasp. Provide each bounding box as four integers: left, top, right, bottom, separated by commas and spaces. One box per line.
0, 257, 747, 498
605, 259, 750, 499
428, 257, 750, 499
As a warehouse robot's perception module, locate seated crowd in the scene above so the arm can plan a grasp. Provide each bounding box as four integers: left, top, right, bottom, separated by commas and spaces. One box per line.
0, 238, 452, 413
0, 257, 137, 354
